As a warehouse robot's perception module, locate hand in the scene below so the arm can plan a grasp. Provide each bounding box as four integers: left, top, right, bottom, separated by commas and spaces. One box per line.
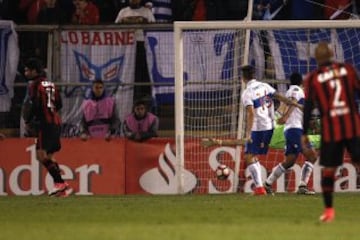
80, 133, 89, 141
244, 135, 252, 144
0, 133, 5, 140
276, 117, 286, 125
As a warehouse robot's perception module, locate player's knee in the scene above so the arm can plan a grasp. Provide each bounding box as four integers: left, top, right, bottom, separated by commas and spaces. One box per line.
282, 155, 297, 169
282, 161, 295, 169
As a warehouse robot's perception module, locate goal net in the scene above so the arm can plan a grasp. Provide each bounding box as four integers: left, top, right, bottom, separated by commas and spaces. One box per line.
174, 20, 360, 194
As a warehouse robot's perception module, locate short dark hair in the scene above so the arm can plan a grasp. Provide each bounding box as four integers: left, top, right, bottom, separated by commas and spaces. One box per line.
24, 58, 43, 74
93, 79, 104, 85
289, 72, 302, 86
241, 65, 254, 80
134, 99, 147, 107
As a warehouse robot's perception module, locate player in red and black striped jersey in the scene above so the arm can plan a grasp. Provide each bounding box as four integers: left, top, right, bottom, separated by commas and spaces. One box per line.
302, 42, 360, 222
22, 58, 69, 197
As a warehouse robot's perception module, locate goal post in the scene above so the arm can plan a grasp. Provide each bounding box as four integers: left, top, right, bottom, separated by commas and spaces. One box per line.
174, 20, 360, 194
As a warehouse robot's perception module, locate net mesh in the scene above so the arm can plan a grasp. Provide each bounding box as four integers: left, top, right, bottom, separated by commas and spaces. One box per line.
179, 26, 360, 194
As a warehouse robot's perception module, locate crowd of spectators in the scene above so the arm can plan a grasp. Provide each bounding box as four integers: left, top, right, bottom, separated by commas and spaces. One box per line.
1, 1, 359, 25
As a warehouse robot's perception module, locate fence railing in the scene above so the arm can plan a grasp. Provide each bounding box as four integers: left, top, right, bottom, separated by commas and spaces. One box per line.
2, 24, 176, 136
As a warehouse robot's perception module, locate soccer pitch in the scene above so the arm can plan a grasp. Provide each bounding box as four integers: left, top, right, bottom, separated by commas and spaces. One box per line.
0, 193, 359, 240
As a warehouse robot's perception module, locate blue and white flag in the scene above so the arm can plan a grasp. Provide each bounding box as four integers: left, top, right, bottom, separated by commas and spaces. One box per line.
267, 29, 360, 81
145, 30, 264, 104
0, 20, 19, 112
60, 30, 136, 136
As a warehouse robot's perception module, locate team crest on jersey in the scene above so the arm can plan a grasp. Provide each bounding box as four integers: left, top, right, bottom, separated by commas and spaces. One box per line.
64, 51, 124, 97
264, 95, 273, 107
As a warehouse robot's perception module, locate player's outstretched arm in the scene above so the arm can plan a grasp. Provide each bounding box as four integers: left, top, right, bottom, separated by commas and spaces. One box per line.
201, 138, 246, 147
274, 92, 303, 110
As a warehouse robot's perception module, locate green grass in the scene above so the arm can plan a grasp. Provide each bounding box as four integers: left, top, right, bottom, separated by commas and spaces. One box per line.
0, 193, 359, 240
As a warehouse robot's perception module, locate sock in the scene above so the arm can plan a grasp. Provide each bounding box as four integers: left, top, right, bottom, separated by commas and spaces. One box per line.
299, 161, 314, 186
321, 168, 335, 208
43, 159, 64, 183
265, 163, 286, 185
248, 161, 263, 187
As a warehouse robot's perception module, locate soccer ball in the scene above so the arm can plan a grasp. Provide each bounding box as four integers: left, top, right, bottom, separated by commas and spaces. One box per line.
215, 164, 230, 180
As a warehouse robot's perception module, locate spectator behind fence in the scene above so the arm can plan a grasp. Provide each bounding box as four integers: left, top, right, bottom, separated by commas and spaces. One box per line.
114, 0, 155, 24
71, 0, 100, 24
194, 0, 226, 20
123, 100, 159, 142
148, 0, 173, 23
115, 0, 154, 101
37, 0, 70, 24
18, 0, 46, 24
80, 79, 120, 141
173, 0, 248, 21
324, 0, 352, 20
253, 0, 288, 20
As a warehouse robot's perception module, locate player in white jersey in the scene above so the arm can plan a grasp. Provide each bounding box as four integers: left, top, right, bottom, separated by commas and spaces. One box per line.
264, 72, 318, 195
241, 65, 303, 195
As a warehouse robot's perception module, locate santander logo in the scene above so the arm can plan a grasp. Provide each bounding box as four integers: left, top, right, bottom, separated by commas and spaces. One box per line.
139, 143, 197, 194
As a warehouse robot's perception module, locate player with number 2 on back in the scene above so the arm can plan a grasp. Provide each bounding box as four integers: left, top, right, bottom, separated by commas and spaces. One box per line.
302, 42, 360, 222
22, 58, 70, 197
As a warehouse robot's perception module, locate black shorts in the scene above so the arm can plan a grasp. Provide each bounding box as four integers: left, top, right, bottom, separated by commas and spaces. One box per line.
320, 137, 360, 167
37, 124, 61, 154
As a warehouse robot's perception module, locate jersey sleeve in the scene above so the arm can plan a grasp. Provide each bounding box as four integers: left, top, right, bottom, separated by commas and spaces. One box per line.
241, 90, 253, 107
265, 83, 276, 97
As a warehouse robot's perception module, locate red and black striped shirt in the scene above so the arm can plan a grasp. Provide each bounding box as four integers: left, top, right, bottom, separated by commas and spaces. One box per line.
28, 76, 62, 126
303, 62, 360, 142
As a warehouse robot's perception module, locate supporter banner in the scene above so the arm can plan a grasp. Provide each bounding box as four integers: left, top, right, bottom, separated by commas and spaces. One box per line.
268, 29, 360, 81
1, 138, 358, 196
145, 31, 264, 104
59, 30, 136, 136
0, 20, 19, 112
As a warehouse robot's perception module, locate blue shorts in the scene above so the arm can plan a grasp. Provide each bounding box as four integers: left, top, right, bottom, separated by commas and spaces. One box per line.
284, 128, 303, 156
245, 129, 274, 155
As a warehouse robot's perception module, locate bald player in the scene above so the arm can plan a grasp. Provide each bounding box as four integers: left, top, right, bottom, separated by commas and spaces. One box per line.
302, 42, 360, 222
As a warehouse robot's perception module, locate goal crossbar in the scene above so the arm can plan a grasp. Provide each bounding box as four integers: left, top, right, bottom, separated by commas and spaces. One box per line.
175, 20, 360, 30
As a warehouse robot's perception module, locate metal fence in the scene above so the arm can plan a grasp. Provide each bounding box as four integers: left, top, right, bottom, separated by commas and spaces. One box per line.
1, 24, 175, 137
